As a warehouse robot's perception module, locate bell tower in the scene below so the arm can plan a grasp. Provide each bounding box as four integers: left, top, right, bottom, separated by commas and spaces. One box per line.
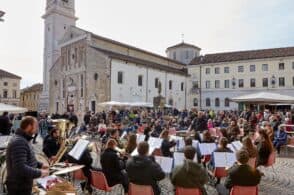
39, 0, 77, 111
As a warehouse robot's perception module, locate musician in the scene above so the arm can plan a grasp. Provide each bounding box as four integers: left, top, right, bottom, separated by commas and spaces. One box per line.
160, 130, 176, 157
100, 139, 129, 193
6, 116, 49, 195
42, 128, 60, 161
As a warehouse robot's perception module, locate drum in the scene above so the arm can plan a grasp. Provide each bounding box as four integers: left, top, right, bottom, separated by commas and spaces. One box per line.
0, 153, 49, 193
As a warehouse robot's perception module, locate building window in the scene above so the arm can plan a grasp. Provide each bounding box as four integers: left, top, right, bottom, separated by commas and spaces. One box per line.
181, 82, 184, 91
215, 98, 220, 107
155, 78, 159, 88
262, 64, 268, 71
206, 98, 211, 107
278, 63, 285, 70
138, 75, 143, 86
262, 78, 268, 87
67, 49, 71, 65
205, 81, 210, 89
292, 62, 294, 69
56, 102, 59, 113
173, 52, 176, 60
117, 71, 123, 84
62, 79, 66, 98
94, 73, 98, 81
224, 80, 230, 88
293, 77, 294, 86
250, 78, 256, 87
80, 74, 84, 97
250, 65, 256, 72
169, 80, 172, 90
224, 67, 230, 73
3, 82, 8, 86
225, 98, 230, 107
185, 50, 189, 59
91, 101, 96, 113
193, 98, 198, 107
238, 79, 244, 88
205, 68, 210, 74
12, 90, 17, 98
3, 90, 8, 98
238, 66, 244, 72
215, 67, 220, 74
279, 77, 285, 87
215, 80, 220, 88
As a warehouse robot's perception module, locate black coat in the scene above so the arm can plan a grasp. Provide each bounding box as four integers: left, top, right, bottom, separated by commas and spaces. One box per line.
42, 135, 60, 158
0, 115, 12, 135
224, 164, 261, 189
192, 117, 207, 132
6, 129, 42, 190
100, 148, 125, 187
161, 139, 176, 157
126, 155, 165, 195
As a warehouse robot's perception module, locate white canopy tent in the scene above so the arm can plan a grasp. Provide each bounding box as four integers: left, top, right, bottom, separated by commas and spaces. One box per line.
98, 101, 130, 107
0, 103, 28, 114
231, 92, 294, 104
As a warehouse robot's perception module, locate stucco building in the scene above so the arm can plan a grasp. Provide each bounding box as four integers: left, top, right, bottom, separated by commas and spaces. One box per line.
20, 83, 43, 111
0, 69, 21, 106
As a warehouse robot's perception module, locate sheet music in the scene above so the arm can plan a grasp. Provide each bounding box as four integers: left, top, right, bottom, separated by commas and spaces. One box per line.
68, 139, 89, 160
148, 137, 163, 148
36, 175, 57, 189
213, 152, 236, 167
198, 143, 216, 155
120, 131, 127, 139
192, 140, 199, 149
0, 136, 11, 148
136, 134, 146, 143
131, 146, 155, 156
170, 135, 185, 151
173, 152, 198, 167
155, 156, 173, 173
232, 141, 243, 151
228, 144, 236, 153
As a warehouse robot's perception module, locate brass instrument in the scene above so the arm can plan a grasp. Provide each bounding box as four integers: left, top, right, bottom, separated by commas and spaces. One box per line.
50, 119, 74, 166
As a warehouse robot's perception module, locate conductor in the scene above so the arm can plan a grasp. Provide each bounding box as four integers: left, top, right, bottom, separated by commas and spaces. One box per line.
6, 116, 49, 195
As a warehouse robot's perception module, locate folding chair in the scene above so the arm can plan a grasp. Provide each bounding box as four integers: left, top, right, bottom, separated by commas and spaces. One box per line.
129, 183, 154, 195
230, 185, 258, 195
175, 187, 202, 195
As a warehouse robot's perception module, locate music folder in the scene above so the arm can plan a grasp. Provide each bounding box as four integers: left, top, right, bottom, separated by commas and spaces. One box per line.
68, 139, 89, 160
198, 143, 216, 155
213, 152, 236, 167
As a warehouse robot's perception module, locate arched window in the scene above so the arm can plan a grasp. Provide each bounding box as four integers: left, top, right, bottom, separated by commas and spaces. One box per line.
94, 73, 98, 81
169, 80, 172, 90
215, 98, 220, 107
168, 98, 173, 106
193, 98, 198, 107
206, 98, 211, 107
225, 98, 230, 107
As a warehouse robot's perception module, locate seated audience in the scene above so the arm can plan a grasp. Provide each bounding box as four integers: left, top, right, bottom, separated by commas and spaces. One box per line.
227, 120, 240, 142
126, 142, 165, 195
242, 137, 258, 158
273, 126, 288, 154
256, 129, 274, 166
171, 146, 209, 195
100, 139, 128, 193
160, 130, 176, 157
224, 150, 262, 190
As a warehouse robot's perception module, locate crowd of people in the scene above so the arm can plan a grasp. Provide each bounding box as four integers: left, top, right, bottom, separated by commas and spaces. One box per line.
1, 107, 293, 195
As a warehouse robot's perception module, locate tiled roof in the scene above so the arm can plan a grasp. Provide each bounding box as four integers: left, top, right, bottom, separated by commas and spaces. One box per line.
91, 46, 188, 76
0, 69, 21, 79
190, 46, 294, 65
166, 42, 201, 51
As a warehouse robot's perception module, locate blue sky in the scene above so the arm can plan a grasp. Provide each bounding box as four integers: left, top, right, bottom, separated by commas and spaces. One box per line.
0, 0, 293, 88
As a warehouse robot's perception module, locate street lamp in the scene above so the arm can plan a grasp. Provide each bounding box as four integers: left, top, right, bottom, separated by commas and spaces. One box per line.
232, 77, 236, 89
0, 10, 5, 22
271, 75, 276, 88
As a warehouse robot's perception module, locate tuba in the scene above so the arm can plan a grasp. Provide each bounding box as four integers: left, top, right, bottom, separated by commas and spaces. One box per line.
50, 119, 75, 166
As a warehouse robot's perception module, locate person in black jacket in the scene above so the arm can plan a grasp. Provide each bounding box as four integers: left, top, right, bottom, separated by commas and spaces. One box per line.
126, 141, 165, 195
160, 130, 176, 157
224, 150, 262, 190
100, 139, 128, 193
42, 128, 60, 160
6, 116, 49, 195
190, 111, 208, 142
0, 111, 12, 135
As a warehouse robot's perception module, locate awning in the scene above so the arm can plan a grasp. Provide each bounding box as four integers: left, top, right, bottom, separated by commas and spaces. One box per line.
0, 103, 28, 114
231, 92, 294, 104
